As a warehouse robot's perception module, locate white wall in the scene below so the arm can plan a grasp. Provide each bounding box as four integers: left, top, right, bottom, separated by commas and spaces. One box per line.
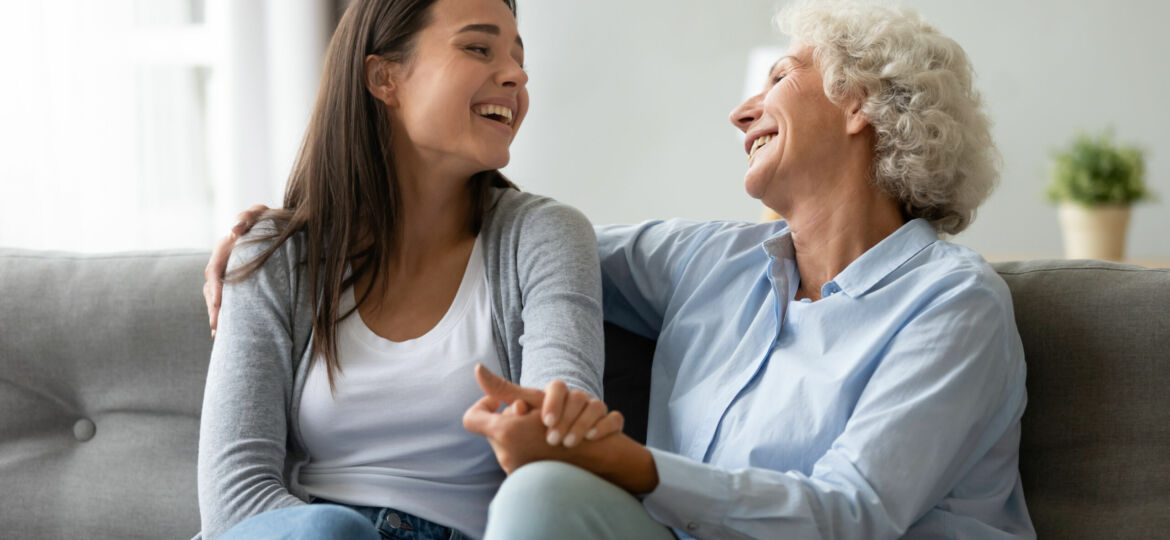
503, 0, 1170, 260
503, 1, 780, 228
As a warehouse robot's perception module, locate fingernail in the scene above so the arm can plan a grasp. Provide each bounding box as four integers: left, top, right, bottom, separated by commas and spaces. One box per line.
232, 220, 247, 232
586, 428, 597, 440
211, 329, 216, 339
544, 414, 556, 427
563, 434, 577, 447
546, 429, 560, 446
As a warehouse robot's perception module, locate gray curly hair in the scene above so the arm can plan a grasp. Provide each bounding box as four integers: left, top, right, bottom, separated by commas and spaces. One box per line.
776, 1, 998, 234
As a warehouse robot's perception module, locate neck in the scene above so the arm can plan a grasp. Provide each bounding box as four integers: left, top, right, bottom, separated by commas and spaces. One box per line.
777, 143, 905, 301
390, 141, 478, 267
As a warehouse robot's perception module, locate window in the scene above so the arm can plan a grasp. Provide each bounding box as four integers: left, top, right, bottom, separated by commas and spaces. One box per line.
0, 0, 331, 252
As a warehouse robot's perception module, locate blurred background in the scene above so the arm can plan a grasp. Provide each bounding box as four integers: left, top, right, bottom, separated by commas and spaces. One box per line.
1, 0, 1166, 262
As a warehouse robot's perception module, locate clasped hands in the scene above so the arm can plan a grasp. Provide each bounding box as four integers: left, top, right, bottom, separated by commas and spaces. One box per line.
462, 364, 624, 474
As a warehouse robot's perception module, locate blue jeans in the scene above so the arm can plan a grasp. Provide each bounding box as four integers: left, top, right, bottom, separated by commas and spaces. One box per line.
220, 499, 469, 540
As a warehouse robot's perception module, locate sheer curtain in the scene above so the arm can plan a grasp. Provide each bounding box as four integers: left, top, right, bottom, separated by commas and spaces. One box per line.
0, 0, 333, 252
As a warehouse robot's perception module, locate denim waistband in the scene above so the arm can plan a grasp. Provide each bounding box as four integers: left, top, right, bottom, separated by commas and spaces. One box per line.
311, 498, 469, 540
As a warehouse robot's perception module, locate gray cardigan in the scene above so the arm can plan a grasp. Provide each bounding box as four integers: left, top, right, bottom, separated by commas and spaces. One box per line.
196, 188, 604, 538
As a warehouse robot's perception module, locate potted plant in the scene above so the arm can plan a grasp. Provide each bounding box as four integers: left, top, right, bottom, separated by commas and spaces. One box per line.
1047, 129, 1151, 261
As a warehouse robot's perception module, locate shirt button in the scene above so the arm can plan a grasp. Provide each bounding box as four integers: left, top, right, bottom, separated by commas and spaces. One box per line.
686, 522, 699, 531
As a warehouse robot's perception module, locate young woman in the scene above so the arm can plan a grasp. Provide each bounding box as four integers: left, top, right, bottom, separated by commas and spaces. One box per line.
197, 0, 621, 538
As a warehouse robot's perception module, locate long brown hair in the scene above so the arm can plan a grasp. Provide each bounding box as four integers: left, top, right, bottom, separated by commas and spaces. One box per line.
231, 0, 519, 388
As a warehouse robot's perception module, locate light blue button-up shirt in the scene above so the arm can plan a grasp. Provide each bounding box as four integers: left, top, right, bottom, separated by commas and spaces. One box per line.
596, 218, 1034, 539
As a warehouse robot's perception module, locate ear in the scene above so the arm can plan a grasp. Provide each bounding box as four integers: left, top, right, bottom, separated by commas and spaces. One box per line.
843, 96, 869, 135
364, 54, 398, 107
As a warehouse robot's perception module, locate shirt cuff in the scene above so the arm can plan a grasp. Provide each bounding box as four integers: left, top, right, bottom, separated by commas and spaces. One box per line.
641, 448, 732, 537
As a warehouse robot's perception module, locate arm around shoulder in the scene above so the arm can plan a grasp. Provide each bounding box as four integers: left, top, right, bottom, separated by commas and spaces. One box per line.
594, 219, 737, 338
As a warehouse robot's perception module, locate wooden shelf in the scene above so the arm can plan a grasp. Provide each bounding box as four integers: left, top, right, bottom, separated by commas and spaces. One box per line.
983, 254, 1169, 269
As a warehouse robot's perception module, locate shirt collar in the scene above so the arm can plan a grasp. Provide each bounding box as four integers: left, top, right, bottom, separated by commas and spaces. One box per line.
761, 222, 795, 261
760, 222, 798, 303
759, 218, 938, 299
832, 218, 938, 297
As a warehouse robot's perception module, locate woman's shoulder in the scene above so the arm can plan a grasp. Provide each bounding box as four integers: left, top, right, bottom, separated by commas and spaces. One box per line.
908, 238, 1014, 310
227, 218, 308, 282
487, 187, 590, 230
483, 188, 598, 254
695, 218, 788, 247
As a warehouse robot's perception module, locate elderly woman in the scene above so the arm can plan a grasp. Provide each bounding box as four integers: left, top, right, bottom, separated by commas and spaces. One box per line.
206, 1, 1033, 538
460, 2, 1033, 538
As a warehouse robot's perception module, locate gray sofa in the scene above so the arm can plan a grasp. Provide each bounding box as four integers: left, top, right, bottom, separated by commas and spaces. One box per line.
1, 249, 1167, 539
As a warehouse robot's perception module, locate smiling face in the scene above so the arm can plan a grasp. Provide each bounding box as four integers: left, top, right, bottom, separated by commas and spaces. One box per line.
379, 0, 528, 178
730, 44, 865, 211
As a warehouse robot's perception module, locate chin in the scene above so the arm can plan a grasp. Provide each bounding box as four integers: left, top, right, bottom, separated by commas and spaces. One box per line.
485, 156, 510, 171
479, 147, 511, 171
743, 173, 768, 201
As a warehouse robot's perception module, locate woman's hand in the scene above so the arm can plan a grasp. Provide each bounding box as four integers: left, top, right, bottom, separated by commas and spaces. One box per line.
463, 366, 598, 474
464, 392, 559, 474
464, 365, 659, 493
538, 379, 624, 448
203, 205, 270, 336
470, 365, 624, 448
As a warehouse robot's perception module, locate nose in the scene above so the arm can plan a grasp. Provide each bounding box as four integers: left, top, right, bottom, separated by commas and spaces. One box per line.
730, 92, 763, 133
498, 57, 528, 89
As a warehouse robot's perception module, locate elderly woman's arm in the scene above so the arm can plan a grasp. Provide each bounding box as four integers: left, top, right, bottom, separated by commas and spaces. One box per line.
595, 219, 773, 338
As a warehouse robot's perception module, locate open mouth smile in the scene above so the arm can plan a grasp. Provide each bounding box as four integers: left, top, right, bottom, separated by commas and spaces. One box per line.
473, 104, 515, 127
747, 133, 776, 160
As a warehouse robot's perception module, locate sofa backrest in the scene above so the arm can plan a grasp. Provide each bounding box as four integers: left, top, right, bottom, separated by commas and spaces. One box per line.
0, 249, 211, 539
1, 250, 1167, 539
993, 260, 1170, 538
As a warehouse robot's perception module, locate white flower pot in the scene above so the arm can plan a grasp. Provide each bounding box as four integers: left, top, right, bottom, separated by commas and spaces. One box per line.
1057, 203, 1131, 261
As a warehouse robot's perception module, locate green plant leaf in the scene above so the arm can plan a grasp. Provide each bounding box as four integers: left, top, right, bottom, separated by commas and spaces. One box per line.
1046, 129, 1151, 205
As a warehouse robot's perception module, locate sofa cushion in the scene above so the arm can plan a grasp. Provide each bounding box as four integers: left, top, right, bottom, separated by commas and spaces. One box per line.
0, 249, 211, 539
994, 260, 1170, 538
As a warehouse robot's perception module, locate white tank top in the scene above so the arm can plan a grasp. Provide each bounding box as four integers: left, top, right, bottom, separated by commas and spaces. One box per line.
297, 236, 503, 538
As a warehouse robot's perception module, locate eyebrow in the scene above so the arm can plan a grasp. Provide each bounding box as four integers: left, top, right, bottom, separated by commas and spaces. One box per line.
456, 23, 524, 49
769, 55, 800, 78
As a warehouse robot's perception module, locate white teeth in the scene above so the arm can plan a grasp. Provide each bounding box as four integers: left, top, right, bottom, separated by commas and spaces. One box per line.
749, 134, 774, 159
473, 104, 514, 126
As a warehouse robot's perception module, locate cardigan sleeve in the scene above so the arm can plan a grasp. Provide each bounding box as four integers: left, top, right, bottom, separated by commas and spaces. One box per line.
510, 200, 605, 398
197, 225, 307, 538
